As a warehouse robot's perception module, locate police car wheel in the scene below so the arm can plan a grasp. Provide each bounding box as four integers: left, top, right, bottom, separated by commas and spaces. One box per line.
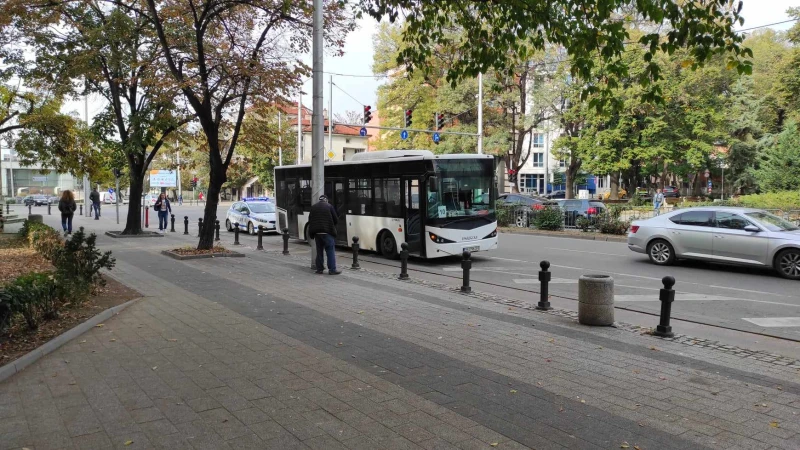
247, 222, 254, 235
225, 219, 233, 232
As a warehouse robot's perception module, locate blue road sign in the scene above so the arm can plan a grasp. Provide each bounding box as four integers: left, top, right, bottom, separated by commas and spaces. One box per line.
400, 130, 409, 140
432, 132, 441, 143
359, 127, 367, 137
108, 188, 114, 194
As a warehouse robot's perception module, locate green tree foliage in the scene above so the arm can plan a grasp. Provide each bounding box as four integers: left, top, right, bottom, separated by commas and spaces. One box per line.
361, 0, 751, 111
752, 121, 800, 192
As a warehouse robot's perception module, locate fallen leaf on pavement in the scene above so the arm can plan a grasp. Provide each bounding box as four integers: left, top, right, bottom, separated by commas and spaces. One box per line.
152, 366, 157, 370
634, 446, 641, 450
659, 376, 667, 380
124, 441, 133, 446
580, 399, 586, 404
95, 324, 104, 328
620, 442, 630, 449
770, 421, 779, 428
548, 338, 555, 343
110, 339, 116, 342
509, 389, 517, 394
649, 346, 658, 351
80, 340, 86, 344
490, 444, 498, 448
357, 311, 364, 314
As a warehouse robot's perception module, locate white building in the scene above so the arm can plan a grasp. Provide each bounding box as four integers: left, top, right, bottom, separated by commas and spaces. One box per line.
1, 150, 81, 201
517, 130, 567, 195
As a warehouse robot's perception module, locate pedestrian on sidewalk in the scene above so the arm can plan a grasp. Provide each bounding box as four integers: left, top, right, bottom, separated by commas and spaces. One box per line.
653, 188, 665, 216
308, 195, 340, 275
58, 190, 77, 235
178, 194, 183, 206
154, 193, 171, 233
89, 188, 101, 219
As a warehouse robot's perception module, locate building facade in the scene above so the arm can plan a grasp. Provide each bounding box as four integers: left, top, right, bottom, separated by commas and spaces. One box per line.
1, 151, 82, 201
277, 104, 371, 164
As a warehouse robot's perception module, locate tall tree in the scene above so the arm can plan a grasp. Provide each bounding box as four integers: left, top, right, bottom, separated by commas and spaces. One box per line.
752, 121, 800, 192
142, 0, 355, 249
17, 0, 191, 234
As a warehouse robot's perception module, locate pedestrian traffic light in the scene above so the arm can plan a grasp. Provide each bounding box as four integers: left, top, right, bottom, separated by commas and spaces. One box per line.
404, 109, 413, 128
363, 105, 372, 124
191, 177, 198, 188
112, 168, 121, 178
508, 169, 517, 183
435, 113, 445, 131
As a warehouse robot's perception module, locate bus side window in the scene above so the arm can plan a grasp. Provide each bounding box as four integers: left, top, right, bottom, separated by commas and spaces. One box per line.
300, 180, 312, 208
348, 179, 372, 215
374, 178, 401, 217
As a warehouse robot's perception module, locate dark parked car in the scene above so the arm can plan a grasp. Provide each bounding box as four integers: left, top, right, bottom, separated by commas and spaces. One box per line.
545, 190, 567, 199
23, 195, 49, 206
546, 199, 607, 227
662, 186, 681, 198
498, 193, 547, 227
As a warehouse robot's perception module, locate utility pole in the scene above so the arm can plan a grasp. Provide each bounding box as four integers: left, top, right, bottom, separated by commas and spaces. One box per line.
311, 0, 324, 268
278, 111, 282, 167
83, 87, 90, 216
176, 137, 182, 199
477, 72, 483, 154
328, 75, 333, 161
297, 94, 302, 164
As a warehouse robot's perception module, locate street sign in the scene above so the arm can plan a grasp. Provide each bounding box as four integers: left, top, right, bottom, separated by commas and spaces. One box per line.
704, 169, 710, 178
108, 188, 114, 194
326, 150, 335, 159
359, 127, 367, 137
432, 132, 440, 143
32, 176, 47, 182
400, 130, 409, 140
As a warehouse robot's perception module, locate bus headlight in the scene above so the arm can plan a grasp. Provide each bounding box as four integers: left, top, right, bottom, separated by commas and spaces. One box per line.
428, 232, 455, 244
483, 229, 497, 239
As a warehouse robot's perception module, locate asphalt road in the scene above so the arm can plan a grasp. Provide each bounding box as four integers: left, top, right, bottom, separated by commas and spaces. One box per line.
14, 202, 799, 345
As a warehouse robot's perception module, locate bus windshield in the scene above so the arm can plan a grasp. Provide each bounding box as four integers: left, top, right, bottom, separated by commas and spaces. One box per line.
427, 159, 495, 226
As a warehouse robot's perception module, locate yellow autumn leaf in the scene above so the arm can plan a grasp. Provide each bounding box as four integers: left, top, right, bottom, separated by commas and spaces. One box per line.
680, 59, 693, 68
95, 324, 104, 328
770, 421, 779, 428
490, 444, 498, 448
509, 389, 517, 394
621, 443, 630, 449
357, 311, 364, 314
124, 441, 134, 446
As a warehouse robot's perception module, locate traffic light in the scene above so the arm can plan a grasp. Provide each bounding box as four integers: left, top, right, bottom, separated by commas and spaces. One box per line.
363, 105, 372, 124
112, 168, 121, 178
404, 109, 413, 128
191, 177, 198, 188
435, 113, 445, 131
508, 169, 517, 183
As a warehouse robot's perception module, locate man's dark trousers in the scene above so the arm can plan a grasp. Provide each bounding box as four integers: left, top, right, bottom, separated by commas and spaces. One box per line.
315, 234, 336, 272
92, 202, 101, 219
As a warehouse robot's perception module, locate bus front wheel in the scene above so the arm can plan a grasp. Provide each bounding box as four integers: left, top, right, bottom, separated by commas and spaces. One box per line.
379, 231, 398, 259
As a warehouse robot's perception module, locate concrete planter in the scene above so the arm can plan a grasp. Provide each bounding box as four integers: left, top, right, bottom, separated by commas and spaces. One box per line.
578, 274, 614, 326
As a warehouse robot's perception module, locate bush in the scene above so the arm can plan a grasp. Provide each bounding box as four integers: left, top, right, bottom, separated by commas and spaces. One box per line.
3, 273, 58, 329
576, 216, 592, 232
56, 228, 116, 291
533, 206, 564, 231
0, 288, 13, 333
495, 203, 516, 227
597, 217, 630, 235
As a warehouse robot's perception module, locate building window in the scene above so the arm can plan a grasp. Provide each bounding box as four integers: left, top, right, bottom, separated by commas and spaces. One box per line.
597, 176, 606, 189
532, 133, 545, 148
519, 173, 545, 194
345, 138, 351, 143
558, 159, 567, 168
532, 153, 544, 168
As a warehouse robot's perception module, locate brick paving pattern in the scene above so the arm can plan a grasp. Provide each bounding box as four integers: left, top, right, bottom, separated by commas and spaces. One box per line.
1, 223, 798, 450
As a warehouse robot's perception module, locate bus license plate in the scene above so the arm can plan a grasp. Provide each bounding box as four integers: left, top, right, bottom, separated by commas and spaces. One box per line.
463, 245, 480, 253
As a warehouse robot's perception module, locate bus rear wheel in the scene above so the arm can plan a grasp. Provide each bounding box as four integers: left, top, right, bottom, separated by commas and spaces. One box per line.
379, 231, 398, 259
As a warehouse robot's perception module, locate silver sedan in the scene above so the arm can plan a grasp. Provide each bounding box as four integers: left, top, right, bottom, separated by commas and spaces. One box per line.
627, 207, 800, 280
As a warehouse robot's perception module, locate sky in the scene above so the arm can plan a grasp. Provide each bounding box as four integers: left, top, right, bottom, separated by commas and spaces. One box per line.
52, 1, 800, 133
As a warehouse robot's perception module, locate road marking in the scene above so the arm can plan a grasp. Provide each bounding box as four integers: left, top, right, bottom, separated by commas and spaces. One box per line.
489, 256, 526, 263
545, 247, 627, 257
512, 278, 575, 284
742, 317, 800, 328
616, 294, 735, 302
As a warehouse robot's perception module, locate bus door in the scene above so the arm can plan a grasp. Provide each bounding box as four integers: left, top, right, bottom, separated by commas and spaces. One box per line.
402, 177, 422, 254
325, 179, 348, 245
284, 178, 298, 237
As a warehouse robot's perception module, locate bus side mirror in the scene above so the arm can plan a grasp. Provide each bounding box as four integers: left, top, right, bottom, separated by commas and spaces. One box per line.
428, 178, 437, 192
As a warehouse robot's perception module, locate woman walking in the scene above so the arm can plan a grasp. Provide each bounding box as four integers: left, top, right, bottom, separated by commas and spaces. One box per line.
58, 190, 77, 234
154, 193, 172, 233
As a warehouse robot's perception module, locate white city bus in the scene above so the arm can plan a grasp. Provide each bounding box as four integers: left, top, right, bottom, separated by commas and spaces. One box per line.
274, 150, 498, 259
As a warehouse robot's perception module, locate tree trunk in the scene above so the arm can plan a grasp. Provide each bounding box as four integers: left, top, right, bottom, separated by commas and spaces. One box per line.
121, 166, 144, 235
198, 153, 226, 250
565, 159, 581, 199
609, 172, 620, 200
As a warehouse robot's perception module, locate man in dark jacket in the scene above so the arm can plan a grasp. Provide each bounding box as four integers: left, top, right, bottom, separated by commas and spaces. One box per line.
89, 188, 101, 219
307, 195, 340, 275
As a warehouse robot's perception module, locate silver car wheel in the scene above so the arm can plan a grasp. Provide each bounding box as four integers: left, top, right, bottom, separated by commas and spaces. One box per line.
515, 210, 527, 228
779, 252, 800, 278
650, 242, 671, 264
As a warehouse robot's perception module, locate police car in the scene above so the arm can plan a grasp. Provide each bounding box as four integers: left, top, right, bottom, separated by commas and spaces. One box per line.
225, 198, 277, 235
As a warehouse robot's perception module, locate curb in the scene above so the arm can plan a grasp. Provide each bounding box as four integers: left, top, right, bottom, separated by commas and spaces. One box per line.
499, 228, 627, 243
105, 231, 164, 238
161, 249, 245, 260
0, 298, 141, 383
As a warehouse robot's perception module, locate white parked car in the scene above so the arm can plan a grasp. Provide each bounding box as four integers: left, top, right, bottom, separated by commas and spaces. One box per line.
225, 199, 277, 235
628, 207, 800, 279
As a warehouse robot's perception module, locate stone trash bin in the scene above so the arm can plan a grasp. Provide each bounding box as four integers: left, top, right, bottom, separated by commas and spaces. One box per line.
27, 214, 43, 224
578, 274, 614, 326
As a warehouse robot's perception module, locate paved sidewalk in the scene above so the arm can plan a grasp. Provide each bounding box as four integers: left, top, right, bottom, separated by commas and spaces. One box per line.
1, 219, 799, 449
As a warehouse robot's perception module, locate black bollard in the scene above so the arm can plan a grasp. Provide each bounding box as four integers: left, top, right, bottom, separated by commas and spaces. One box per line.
653, 276, 676, 338
460, 251, 472, 293
233, 222, 240, 245
351, 236, 360, 270
198, 218, 203, 237
257, 225, 264, 250
5, 203, 9, 215
536, 261, 552, 310
282, 228, 290, 255
183, 216, 189, 235
215, 220, 221, 241
79, 204, 83, 216
170, 214, 176, 232
48, 203, 51, 215
28, 204, 32, 215
399, 243, 409, 280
